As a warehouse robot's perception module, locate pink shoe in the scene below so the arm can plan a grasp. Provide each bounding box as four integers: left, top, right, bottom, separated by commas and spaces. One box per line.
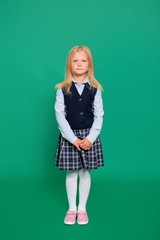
64, 211, 76, 225
77, 210, 89, 225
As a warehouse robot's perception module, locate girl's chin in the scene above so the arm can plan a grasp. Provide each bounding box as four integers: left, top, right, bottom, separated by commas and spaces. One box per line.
73, 72, 87, 76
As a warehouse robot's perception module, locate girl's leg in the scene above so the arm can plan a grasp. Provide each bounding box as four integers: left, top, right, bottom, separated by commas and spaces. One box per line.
78, 168, 91, 211
65, 169, 78, 212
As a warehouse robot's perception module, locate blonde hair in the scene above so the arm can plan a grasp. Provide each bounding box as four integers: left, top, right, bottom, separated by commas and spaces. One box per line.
54, 46, 104, 95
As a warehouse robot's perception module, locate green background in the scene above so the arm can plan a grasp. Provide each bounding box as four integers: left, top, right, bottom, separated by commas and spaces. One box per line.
0, 0, 160, 239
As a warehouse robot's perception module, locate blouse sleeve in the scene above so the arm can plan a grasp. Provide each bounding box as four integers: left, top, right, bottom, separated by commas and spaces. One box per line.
54, 88, 78, 144
85, 88, 104, 144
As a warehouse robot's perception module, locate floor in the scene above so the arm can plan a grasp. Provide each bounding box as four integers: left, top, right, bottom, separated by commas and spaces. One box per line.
0, 177, 160, 240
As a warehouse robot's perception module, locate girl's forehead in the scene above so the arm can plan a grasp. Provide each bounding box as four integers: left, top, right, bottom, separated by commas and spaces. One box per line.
72, 51, 88, 59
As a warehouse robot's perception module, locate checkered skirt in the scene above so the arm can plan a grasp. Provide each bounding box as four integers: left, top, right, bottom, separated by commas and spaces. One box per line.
54, 128, 104, 170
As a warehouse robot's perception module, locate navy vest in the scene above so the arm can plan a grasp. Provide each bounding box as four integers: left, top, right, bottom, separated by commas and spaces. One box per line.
62, 82, 97, 130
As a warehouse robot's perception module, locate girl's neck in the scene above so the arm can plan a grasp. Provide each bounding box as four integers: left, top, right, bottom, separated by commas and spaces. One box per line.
72, 74, 86, 85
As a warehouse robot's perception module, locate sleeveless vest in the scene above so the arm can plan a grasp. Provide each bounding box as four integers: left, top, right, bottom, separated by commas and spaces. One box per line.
62, 82, 97, 130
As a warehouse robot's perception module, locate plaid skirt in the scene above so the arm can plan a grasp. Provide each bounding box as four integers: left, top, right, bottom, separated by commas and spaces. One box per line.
54, 128, 104, 170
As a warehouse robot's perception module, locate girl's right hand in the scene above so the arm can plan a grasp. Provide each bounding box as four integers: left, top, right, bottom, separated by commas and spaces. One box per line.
73, 138, 82, 151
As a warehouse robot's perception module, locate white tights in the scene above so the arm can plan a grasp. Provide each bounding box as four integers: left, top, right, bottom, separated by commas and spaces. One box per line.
65, 168, 91, 212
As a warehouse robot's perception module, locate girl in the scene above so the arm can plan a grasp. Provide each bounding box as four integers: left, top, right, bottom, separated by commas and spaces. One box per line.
54, 46, 104, 225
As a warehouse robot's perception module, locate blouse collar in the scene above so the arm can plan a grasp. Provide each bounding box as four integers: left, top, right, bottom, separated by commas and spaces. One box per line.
71, 75, 90, 85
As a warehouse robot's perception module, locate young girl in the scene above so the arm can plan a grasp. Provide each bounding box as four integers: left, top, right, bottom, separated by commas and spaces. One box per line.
54, 46, 104, 225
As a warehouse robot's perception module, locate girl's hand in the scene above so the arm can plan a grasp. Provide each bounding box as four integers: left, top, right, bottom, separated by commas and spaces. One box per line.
79, 138, 92, 150
73, 138, 82, 151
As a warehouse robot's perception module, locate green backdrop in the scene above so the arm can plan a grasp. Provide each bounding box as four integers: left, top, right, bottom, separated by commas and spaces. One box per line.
0, 0, 160, 239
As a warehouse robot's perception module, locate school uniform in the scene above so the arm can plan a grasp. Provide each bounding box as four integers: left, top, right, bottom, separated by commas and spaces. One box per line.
54, 75, 104, 170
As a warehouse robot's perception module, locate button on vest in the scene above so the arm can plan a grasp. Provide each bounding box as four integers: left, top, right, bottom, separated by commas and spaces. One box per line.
62, 82, 97, 130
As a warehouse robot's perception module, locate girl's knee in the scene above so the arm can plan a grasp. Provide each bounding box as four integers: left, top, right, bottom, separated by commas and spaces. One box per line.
66, 169, 79, 178
78, 168, 91, 178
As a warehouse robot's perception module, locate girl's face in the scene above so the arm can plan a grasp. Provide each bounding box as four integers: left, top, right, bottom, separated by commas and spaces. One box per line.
71, 51, 89, 77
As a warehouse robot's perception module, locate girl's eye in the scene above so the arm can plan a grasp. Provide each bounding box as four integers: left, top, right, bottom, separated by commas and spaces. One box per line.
73, 60, 86, 62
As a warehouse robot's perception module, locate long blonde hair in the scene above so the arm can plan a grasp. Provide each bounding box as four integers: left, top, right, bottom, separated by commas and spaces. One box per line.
54, 46, 104, 95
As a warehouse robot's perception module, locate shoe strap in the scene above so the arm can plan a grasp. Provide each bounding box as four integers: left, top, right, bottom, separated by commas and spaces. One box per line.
77, 211, 87, 214
67, 211, 76, 215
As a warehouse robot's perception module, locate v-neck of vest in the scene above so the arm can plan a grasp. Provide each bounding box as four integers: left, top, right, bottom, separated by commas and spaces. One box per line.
72, 81, 88, 97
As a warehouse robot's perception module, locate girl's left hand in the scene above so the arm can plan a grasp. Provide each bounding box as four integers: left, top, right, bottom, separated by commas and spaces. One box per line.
79, 138, 92, 150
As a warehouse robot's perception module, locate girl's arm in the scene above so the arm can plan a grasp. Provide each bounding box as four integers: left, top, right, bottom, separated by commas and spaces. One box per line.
86, 88, 104, 144
54, 88, 78, 144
